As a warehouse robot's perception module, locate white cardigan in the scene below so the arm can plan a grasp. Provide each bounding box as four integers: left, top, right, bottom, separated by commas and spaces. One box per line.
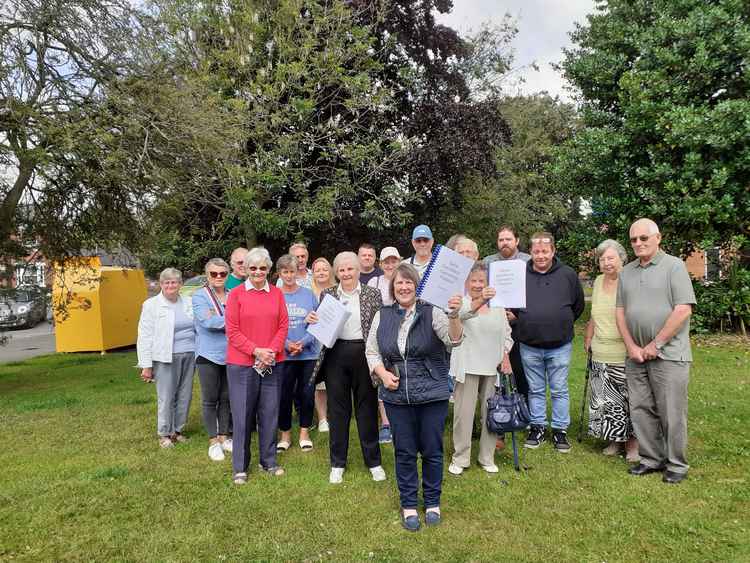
136, 293, 193, 368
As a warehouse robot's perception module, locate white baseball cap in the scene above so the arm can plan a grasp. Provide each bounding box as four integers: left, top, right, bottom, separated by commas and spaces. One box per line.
379, 246, 402, 261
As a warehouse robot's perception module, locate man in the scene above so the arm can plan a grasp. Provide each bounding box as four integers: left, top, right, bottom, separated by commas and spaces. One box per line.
276, 242, 314, 289
616, 218, 696, 484
483, 225, 531, 264
403, 224, 435, 279
514, 232, 584, 453
225, 247, 248, 290
357, 243, 383, 285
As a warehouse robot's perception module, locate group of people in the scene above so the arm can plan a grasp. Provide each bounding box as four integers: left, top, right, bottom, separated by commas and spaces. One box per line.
136, 217, 696, 532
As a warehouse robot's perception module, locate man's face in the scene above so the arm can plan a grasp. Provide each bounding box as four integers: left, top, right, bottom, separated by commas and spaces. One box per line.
230, 254, 245, 278
531, 243, 555, 273
358, 247, 376, 271
291, 247, 309, 271
412, 237, 434, 259
630, 224, 661, 262
497, 230, 519, 258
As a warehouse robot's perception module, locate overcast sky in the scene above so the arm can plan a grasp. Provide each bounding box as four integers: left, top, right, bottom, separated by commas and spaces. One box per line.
436, 0, 598, 101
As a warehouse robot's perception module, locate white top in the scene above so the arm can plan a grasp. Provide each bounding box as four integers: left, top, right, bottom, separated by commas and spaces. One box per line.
367, 275, 393, 306
450, 296, 513, 381
337, 283, 363, 340
245, 279, 270, 292
402, 255, 430, 279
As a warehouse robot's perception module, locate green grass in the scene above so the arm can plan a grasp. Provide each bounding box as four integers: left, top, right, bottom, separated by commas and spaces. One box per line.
0, 338, 748, 562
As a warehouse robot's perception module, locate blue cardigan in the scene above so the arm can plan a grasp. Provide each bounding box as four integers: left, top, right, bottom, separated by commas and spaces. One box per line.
192, 287, 228, 365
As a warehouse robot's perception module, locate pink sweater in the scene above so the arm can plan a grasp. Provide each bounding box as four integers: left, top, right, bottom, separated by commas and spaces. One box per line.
225, 283, 289, 366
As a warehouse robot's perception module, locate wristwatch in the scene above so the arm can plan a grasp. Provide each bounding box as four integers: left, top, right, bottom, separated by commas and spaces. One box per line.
654, 339, 665, 351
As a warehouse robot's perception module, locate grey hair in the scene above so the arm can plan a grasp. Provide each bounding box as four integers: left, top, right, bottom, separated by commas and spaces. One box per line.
289, 241, 308, 253
445, 233, 467, 251
204, 258, 229, 274
332, 251, 360, 278
470, 260, 488, 275
595, 239, 628, 264
245, 247, 272, 268
455, 238, 479, 257
159, 267, 182, 283
631, 218, 660, 235
276, 253, 297, 272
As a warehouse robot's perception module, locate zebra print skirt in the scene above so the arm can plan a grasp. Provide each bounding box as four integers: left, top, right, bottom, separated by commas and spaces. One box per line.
587, 360, 633, 441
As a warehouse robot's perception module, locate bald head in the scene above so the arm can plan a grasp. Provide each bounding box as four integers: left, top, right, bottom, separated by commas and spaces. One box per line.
230, 247, 249, 278
630, 218, 660, 236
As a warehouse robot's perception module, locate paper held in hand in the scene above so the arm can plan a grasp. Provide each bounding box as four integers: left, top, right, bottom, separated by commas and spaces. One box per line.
489, 260, 526, 309
307, 293, 351, 348
416, 245, 474, 311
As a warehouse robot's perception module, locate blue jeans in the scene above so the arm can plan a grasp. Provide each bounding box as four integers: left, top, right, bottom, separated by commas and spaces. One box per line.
520, 342, 573, 430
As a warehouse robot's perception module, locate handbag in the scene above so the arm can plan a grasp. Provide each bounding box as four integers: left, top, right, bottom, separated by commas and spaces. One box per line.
486, 370, 530, 434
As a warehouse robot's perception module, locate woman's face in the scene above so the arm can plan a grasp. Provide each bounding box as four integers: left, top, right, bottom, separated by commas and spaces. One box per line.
160, 277, 182, 300
393, 272, 417, 307
598, 247, 623, 276
467, 270, 487, 299
206, 265, 228, 290
279, 267, 297, 288
313, 261, 331, 286
381, 256, 399, 278
246, 261, 269, 287
336, 259, 359, 289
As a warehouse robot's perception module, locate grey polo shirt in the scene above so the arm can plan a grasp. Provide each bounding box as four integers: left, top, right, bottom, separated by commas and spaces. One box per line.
483, 250, 531, 264
616, 251, 696, 362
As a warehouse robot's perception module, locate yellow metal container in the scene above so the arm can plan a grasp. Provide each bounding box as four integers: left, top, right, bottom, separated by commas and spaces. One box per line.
53, 257, 147, 352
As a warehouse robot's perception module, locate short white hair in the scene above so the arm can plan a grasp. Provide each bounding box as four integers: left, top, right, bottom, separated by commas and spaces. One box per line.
245, 247, 272, 268
455, 238, 479, 257
159, 268, 182, 283
332, 251, 359, 278
630, 218, 660, 235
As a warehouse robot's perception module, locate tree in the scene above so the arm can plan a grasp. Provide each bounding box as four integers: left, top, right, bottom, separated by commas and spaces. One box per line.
557, 0, 750, 259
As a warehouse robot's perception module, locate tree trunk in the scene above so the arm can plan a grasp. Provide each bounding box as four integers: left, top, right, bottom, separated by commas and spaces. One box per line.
0, 160, 35, 243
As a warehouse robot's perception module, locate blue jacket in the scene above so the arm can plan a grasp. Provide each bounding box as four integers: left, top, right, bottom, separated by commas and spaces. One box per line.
376, 302, 450, 405
192, 287, 228, 365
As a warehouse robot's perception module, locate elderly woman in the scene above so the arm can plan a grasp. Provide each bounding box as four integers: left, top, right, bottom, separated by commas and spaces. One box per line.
307, 251, 385, 484
276, 254, 319, 452
366, 264, 463, 531
225, 247, 289, 484
584, 239, 639, 462
137, 268, 196, 448
449, 261, 513, 475
192, 258, 233, 461
310, 257, 334, 432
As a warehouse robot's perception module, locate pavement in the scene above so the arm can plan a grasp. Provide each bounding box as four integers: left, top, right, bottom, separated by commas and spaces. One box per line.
0, 321, 56, 364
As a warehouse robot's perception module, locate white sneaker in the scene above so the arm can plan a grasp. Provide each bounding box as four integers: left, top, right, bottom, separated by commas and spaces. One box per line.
318, 419, 330, 433
479, 463, 499, 473
208, 441, 225, 462
448, 462, 464, 475
220, 438, 233, 453
369, 465, 387, 482
329, 467, 345, 484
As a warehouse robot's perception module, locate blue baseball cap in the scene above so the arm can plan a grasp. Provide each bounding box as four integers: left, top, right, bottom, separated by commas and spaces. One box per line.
412, 225, 433, 240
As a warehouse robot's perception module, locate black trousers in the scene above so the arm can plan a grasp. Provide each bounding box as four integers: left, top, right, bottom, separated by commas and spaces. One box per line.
325, 340, 381, 469
196, 358, 232, 438
509, 324, 528, 400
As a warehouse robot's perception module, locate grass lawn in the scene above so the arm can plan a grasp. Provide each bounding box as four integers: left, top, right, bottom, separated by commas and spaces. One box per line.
0, 336, 748, 562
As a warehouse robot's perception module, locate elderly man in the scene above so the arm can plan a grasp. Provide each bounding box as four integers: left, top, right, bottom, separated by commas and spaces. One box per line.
358, 243, 383, 285
403, 224, 435, 279
276, 242, 314, 289
483, 225, 531, 265
225, 247, 249, 290
515, 232, 584, 453
616, 218, 696, 484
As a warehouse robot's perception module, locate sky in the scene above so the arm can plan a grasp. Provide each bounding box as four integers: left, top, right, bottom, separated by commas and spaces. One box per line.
436, 0, 599, 101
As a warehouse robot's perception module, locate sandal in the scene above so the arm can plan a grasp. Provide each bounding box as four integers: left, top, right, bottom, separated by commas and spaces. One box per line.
299, 439, 313, 452
159, 436, 174, 449
276, 440, 291, 453
260, 465, 285, 477
233, 472, 248, 485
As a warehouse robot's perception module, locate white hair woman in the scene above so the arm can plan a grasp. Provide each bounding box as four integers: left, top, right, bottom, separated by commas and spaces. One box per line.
584, 239, 639, 462
307, 251, 385, 484
225, 247, 289, 484
137, 268, 196, 448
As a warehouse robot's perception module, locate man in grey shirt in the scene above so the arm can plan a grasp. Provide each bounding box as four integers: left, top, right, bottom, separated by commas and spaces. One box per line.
616, 218, 696, 484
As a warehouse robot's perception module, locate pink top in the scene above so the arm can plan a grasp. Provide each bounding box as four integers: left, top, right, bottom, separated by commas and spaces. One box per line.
225, 282, 289, 366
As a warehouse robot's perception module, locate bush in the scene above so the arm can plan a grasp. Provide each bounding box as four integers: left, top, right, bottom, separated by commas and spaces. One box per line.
692, 267, 750, 335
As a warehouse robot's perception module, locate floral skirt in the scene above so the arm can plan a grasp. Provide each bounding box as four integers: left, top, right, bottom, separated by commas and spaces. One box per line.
587, 360, 633, 441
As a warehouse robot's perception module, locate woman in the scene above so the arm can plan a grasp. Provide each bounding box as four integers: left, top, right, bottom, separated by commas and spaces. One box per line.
584, 239, 639, 462
192, 258, 233, 461
366, 264, 464, 532
448, 261, 513, 475
276, 254, 319, 452
310, 257, 334, 432
225, 247, 289, 484
307, 251, 385, 485
137, 268, 196, 448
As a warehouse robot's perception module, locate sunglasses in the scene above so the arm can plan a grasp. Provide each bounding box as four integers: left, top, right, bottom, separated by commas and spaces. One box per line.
413, 238, 430, 243
247, 266, 268, 272
630, 234, 653, 243
531, 237, 552, 244
208, 271, 228, 279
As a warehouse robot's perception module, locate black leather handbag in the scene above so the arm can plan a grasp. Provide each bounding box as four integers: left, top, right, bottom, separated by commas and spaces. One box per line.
486, 371, 530, 434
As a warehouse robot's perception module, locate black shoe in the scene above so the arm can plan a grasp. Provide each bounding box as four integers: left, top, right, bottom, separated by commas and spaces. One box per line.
525, 425, 546, 449
628, 463, 664, 476
551, 430, 571, 453
663, 470, 687, 484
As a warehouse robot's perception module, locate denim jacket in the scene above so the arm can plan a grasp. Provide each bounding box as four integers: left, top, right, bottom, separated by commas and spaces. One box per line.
192, 287, 228, 365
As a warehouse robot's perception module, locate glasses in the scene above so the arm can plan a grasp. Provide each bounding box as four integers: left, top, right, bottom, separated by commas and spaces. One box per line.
208, 271, 228, 279
629, 234, 653, 243
531, 237, 552, 244
247, 266, 268, 272
413, 238, 430, 243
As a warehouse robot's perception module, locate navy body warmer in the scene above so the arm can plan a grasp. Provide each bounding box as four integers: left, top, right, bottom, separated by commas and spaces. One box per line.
376, 302, 450, 405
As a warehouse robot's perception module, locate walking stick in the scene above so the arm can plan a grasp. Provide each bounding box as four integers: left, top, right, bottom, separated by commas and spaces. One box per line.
577, 351, 593, 443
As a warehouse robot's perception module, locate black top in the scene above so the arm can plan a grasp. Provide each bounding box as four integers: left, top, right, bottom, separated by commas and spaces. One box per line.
359, 266, 384, 285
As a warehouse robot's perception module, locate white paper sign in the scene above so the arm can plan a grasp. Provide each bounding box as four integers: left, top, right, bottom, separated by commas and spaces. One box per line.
417, 246, 474, 311
307, 293, 351, 348
489, 260, 526, 309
